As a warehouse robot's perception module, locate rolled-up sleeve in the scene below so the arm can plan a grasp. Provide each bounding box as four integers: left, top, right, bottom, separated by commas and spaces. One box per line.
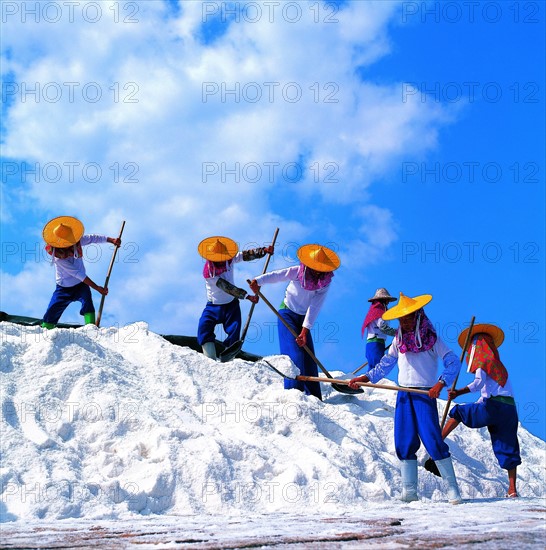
467, 368, 486, 393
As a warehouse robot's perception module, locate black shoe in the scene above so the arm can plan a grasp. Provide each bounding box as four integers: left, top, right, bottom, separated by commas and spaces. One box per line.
424, 457, 441, 477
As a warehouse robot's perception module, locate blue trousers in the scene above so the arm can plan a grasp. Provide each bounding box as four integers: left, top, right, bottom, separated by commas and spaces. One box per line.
394, 391, 451, 461
450, 399, 521, 470
42, 282, 95, 325
366, 340, 386, 371
197, 299, 241, 347
278, 308, 322, 400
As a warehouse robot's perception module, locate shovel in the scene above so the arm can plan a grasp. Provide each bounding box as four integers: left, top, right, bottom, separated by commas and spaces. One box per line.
95, 221, 125, 327
439, 315, 476, 427
261, 359, 429, 395
249, 282, 362, 395
424, 315, 476, 477
219, 228, 280, 362
334, 343, 392, 383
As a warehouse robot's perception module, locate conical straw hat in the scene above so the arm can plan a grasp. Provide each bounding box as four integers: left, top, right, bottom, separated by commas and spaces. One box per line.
42, 216, 84, 248
198, 236, 238, 261
297, 244, 340, 272
382, 292, 432, 320
368, 288, 396, 303
458, 323, 504, 349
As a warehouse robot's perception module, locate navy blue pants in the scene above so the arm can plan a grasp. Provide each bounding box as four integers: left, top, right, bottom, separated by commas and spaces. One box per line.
450, 399, 522, 470
42, 282, 95, 325
366, 340, 386, 371
197, 299, 241, 347
278, 308, 322, 400
394, 391, 451, 461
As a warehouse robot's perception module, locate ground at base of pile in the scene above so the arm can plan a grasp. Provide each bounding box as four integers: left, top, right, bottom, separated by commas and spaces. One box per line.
1, 500, 545, 549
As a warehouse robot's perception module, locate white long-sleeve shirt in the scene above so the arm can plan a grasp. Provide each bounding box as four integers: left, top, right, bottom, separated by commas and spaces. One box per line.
367, 335, 461, 388
467, 368, 515, 403
51, 235, 108, 287
254, 266, 330, 329
204, 253, 244, 305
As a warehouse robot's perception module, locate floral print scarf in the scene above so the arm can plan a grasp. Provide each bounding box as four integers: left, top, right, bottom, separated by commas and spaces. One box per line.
397, 310, 437, 354
467, 334, 508, 387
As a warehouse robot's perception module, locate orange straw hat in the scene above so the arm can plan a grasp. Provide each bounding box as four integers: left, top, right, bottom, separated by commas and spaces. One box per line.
458, 323, 504, 349
42, 216, 84, 248
297, 244, 340, 272
198, 236, 239, 262
382, 292, 433, 321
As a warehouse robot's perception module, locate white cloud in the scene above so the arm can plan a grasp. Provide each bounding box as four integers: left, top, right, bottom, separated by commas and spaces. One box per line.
1, 1, 452, 332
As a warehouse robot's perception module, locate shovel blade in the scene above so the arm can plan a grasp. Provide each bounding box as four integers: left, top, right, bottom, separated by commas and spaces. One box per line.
331, 373, 364, 395
332, 383, 364, 395
261, 360, 364, 394
219, 341, 243, 362
424, 457, 441, 477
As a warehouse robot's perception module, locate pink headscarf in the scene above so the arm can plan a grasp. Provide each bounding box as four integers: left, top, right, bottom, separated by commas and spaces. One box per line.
361, 301, 386, 338
297, 263, 334, 291
203, 260, 232, 279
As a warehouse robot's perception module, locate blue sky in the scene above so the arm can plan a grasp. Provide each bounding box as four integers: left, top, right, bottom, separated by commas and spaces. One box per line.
1, 1, 544, 440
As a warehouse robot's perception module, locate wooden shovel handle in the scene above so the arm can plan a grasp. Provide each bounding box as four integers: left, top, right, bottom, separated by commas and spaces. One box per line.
295, 375, 429, 395
440, 315, 476, 427
249, 281, 334, 379
351, 345, 391, 375
95, 221, 125, 327
241, 228, 279, 340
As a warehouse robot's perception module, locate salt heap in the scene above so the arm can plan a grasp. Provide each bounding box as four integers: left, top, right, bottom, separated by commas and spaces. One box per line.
1, 322, 544, 522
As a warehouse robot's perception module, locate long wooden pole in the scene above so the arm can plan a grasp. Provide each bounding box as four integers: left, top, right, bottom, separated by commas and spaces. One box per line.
351, 361, 369, 375
95, 221, 125, 327
249, 281, 335, 380
351, 344, 391, 375
219, 229, 280, 362
439, 315, 476, 427
240, 228, 279, 341
294, 375, 429, 395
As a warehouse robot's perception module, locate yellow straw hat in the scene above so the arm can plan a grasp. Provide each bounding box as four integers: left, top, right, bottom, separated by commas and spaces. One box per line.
382, 292, 433, 320
458, 323, 504, 349
42, 216, 84, 248
297, 244, 340, 272
198, 236, 239, 262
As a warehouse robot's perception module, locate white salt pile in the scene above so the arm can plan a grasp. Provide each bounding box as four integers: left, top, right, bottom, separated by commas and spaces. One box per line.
1, 322, 544, 522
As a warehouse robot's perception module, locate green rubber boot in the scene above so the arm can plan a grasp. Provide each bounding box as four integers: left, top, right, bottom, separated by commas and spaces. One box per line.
41, 322, 56, 330
84, 312, 96, 325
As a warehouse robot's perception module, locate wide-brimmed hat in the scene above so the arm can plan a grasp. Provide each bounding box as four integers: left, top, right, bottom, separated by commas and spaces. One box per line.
42, 216, 84, 248
458, 323, 504, 349
382, 292, 432, 321
368, 288, 396, 303
198, 236, 238, 262
297, 244, 340, 272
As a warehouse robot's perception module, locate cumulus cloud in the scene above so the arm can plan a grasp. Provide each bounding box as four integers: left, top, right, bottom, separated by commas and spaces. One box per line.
1, 0, 451, 333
